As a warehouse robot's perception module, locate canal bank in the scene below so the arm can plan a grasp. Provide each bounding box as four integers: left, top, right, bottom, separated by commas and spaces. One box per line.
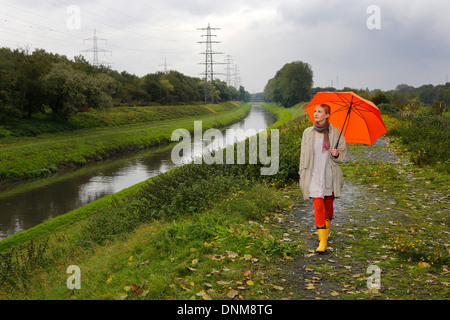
0, 103, 303, 251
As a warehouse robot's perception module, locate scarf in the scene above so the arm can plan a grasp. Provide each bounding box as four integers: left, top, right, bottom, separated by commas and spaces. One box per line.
314, 121, 330, 152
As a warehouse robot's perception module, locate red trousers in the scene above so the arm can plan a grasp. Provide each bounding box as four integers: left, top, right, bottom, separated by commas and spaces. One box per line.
313, 195, 334, 228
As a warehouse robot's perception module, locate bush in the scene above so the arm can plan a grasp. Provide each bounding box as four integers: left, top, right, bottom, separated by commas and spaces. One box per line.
76, 115, 312, 248
378, 103, 401, 114
387, 114, 450, 172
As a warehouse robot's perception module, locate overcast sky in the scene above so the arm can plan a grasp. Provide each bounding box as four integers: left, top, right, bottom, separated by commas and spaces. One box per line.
1, 0, 449, 93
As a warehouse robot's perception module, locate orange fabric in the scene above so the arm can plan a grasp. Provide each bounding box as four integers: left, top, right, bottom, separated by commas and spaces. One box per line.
304, 91, 387, 145
313, 196, 334, 227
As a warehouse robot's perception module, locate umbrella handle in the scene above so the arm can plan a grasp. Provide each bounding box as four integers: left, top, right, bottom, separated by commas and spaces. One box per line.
334, 132, 342, 150
334, 102, 352, 151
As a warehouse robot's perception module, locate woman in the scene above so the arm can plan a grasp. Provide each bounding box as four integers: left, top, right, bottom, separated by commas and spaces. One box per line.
299, 104, 347, 253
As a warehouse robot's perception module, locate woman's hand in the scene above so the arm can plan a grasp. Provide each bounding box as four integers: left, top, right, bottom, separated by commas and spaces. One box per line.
331, 148, 339, 157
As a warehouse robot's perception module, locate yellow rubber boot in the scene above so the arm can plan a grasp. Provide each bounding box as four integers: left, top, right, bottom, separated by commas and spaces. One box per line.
318, 220, 332, 241
316, 228, 328, 253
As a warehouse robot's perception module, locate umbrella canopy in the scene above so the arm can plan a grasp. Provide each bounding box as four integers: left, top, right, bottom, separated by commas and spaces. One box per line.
304, 91, 387, 146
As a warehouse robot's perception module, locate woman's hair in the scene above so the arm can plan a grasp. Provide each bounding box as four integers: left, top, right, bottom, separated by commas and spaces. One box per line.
316, 104, 331, 115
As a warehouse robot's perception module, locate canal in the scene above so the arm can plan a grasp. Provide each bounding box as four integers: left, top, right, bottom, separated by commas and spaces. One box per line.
0, 105, 277, 240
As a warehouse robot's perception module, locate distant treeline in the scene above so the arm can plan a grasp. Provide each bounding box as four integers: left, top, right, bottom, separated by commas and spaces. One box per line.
0, 47, 250, 120
312, 83, 450, 115
263, 60, 450, 115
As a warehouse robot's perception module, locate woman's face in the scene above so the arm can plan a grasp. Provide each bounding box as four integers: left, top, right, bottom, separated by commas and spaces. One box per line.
314, 106, 329, 124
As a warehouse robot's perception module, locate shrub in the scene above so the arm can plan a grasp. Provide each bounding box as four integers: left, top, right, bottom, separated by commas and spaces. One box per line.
386, 114, 450, 172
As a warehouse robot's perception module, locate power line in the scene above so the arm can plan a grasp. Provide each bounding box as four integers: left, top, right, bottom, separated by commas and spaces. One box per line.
224, 54, 234, 87
158, 57, 173, 73
198, 23, 223, 103
234, 64, 241, 90
80, 28, 112, 67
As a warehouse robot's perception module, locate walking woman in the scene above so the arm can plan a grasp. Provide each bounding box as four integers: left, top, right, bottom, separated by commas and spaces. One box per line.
299, 104, 347, 253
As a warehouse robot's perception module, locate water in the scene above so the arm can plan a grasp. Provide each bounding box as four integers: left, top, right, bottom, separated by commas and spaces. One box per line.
0, 105, 276, 240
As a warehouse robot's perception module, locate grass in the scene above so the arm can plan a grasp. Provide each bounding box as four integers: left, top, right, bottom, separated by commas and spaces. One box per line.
0, 181, 300, 300
4, 104, 447, 300
0, 103, 306, 299
0, 102, 250, 182
273, 121, 449, 300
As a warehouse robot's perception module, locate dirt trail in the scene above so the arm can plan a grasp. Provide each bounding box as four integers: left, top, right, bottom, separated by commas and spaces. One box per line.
277, 137, 417, 299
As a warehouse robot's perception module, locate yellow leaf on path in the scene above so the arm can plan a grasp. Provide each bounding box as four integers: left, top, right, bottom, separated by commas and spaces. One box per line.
196, 290, 206, 296
305, 283, 315, 290
418, 262, 430, 268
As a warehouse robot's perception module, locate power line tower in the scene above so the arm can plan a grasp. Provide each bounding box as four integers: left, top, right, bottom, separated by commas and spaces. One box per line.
233, 64, 241, 90
224, 54, 234, 87
198, 23, 223, 103
159, 57, 173, 73
80, 28, 112, 67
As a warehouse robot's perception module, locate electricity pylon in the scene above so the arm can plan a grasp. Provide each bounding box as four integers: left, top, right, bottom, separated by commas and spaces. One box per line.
198, 23, 223, 103
224, 54, 234, 87
159, 57, 173, 73
80, 28, 111, 67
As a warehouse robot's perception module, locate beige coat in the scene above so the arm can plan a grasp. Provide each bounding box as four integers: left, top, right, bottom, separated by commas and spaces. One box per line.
299, 123, 347, 200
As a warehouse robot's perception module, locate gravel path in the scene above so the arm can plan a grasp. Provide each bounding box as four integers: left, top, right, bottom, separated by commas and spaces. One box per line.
276, 137, 415, 299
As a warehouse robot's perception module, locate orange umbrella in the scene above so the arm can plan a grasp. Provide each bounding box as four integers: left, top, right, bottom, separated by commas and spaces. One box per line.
304, 91, 387, 147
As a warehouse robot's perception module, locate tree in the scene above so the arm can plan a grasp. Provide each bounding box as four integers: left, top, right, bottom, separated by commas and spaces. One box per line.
43, 62, 87, 117
264, 61, 313, 107
43, 62, 114, 117
371, 89, 390, 105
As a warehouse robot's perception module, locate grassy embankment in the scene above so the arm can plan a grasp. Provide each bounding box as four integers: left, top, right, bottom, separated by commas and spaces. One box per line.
0, 102, 249, 183
2, 105, 446, 300
0, 101, 305, 299
0, 102, 253, 249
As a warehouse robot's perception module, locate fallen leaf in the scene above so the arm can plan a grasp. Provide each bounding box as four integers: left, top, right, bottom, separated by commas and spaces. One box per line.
116, 293, 128, 300
227, 289, 239, 299
271, 284, 284, 291
246, 280, 254, 286
305, 283, 315, 290
138, 260, 150, 267
196, 290, 206, 296
203, 294, 213, 300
